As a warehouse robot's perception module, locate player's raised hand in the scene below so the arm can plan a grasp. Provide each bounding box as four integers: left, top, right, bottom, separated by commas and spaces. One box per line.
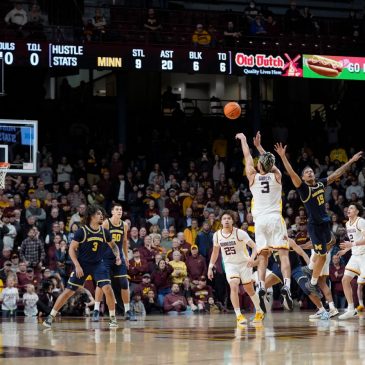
274, 143, 287, 158
253, 131, 261, 148
235, 133, 246, 141
349, 151, 363, 163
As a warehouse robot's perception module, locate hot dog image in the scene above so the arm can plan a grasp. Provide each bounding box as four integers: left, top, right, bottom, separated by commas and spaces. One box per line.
307, 55, 343, 77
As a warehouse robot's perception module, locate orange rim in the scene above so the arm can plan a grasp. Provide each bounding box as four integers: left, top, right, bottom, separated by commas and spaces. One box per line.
0, 162, 10, 168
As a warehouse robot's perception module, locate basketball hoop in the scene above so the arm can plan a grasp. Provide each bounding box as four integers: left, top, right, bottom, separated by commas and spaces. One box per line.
0, 162, 10, 189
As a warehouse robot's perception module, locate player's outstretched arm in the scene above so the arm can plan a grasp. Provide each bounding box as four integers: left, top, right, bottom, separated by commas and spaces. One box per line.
123, 222, 129, 268
274, 143, 302, 188
289, 238, 310, 264
327, 151, 363, 184
235, 133, 256, 178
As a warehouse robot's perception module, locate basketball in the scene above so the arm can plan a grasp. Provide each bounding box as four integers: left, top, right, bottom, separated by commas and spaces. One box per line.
224, 102, 241, 119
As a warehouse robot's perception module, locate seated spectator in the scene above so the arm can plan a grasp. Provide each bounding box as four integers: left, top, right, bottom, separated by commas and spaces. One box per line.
128, 226, 143, 250
92, 8, 107, 41
346, 177, 364, 201
136, 273, 157, 300
139, 235, 156, 269
166, 238, 185, 262
207, 296, 226, 314
4, 2, 28, 36
151, 259, 173, 307
69, 204, 86, 228
163, 283, 187, 314
23, 284, 39, 317
223, 21, 242, 47
143, 289, 161, 314
183, 218, 199, 245
191, 276, 212, 312
266, 15, 280, 36
186, 245, 207, 282
128, 248, 149, 294
192, 24, 211, 47
0, 276, 19, 317
169, 251, 187, 285
87, 185, 105, 206
130, 292, 146, 317
250, 14, 266, 35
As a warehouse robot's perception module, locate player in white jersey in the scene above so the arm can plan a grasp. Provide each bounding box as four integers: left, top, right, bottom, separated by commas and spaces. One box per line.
208, 211, 264, 326
236, 132, 292, 312
336, 203, 365, 319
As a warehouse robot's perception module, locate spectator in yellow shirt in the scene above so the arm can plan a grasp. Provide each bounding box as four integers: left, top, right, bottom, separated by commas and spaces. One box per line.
183, 218, 199, 245
169, 251, 187, 285
192, 24, 211, 47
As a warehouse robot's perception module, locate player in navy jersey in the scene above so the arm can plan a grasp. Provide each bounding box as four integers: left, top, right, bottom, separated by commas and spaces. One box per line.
42, 204, 121, 328
92, 204, 135, 321
275, 143, 362, 296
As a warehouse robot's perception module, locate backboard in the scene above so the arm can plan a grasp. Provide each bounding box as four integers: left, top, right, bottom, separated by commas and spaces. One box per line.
0, 119, 38, 174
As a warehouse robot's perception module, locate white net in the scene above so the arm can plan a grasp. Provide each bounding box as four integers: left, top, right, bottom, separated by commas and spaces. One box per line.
0, 163, 10, 189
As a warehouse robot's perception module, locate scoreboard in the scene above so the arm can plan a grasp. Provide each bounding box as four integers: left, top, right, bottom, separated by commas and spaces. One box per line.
0, 40, 303, 77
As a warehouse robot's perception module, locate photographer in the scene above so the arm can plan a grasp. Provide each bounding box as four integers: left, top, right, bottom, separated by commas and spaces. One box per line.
62, 288, 94, 316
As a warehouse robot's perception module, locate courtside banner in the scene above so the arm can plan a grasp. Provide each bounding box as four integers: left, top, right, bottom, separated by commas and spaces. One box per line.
303, 54, 365, 80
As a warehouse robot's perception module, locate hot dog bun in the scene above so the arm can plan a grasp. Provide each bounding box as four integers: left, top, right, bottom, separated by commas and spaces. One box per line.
308, 64, 339, 77
307, 55, 343, 77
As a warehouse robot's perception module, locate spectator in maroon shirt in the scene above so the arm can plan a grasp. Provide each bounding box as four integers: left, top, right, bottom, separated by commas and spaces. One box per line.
98, 170, 113, 211
165, 189, 181, 223
135, 273, 156, 301
186, 245, 207, 283
166, 238, 186, 262
151, 259, 173, 307
0, 248, 12, 268
139, 235, 156, 271
191, 276, 213, 311
329, 255, 346, 309
163, 283, 187, 314
16, 261, 28, 284
18, 267, 40, 294
128, 248, 149, 294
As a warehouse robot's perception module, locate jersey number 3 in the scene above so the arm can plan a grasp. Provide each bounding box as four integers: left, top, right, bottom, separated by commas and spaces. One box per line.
224, 247, 236, 255
92, 242, 98, 251
261, 181, 270, 193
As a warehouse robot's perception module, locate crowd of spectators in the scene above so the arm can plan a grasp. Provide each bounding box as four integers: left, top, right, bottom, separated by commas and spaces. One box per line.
0, 115, 364, 318
2, 1, 365, 45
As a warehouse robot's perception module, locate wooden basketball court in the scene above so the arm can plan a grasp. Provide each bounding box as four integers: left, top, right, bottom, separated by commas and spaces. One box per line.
1, 312, 364, 364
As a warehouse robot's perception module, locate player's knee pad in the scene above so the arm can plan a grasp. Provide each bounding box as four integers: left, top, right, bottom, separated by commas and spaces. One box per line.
117, 276, 129, 290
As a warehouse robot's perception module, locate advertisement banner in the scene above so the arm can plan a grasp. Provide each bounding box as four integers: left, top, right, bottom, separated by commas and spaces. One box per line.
303, 54, 365, 80
234, 52, 302, 77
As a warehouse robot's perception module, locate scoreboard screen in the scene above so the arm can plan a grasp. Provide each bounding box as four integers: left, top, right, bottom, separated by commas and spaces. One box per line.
0, 40, 303, 77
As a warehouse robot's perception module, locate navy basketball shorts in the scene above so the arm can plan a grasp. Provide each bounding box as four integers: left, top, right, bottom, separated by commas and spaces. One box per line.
103, 257, 128, 278
67, 261, 111, 290
307, 222, 332, 255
